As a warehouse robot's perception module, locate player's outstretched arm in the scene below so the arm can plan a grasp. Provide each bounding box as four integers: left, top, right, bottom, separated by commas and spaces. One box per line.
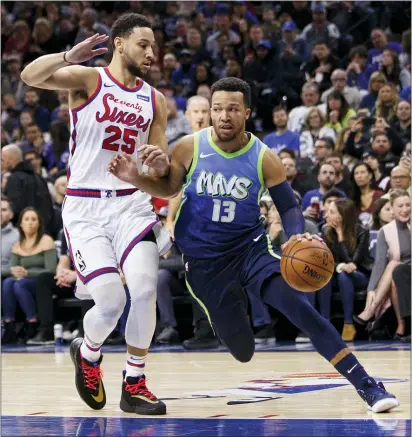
108, 135, 194, 199
262, 149, 307, 243
147, 91, 168, 154
20, 33, 108, 90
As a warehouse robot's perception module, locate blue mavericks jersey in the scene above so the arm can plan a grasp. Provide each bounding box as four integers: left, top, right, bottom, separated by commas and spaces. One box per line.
174, 127, 268, 258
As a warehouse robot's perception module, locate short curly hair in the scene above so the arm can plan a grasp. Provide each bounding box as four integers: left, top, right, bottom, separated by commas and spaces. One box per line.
111, 13, 152, 51
211, 77, 251, 108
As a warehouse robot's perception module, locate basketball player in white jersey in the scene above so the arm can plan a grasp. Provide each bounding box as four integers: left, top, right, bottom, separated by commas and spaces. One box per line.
21, 14, 170, 415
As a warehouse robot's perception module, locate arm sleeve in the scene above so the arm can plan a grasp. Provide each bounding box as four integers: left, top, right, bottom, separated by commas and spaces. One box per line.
367, 230, 388, 291
268, 181, 305, 238
3, 252, 20, 276
27, 249, 58, 277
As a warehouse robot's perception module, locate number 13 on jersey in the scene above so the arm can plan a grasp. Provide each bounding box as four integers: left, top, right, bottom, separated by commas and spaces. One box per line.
212, 199, 236, 223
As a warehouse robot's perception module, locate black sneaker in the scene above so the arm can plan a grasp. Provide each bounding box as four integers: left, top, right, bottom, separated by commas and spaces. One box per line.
120, 371, 166, 415
183, 336, 220, 350
70, 337, 106, 410
357, 377, 399, 413
254, 324, 276, 344
2, 322, 17, 344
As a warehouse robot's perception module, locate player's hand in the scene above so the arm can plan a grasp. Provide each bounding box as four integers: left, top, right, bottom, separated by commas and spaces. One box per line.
164, 219, 175, 240
65, 33, 109, 64
108, 154, 140, 185
138, 145, 170, 177
281, 233, 324, 251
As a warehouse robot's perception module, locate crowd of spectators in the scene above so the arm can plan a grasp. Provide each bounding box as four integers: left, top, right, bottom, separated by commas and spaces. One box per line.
1, 1, 411, 346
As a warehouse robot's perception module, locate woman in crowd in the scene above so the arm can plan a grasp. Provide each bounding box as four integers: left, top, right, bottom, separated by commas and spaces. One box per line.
299, 107, 336, 160
324, 90, 357, 135
1, 208, 57, 343
371, 198, 394, 231
373, 83, 399, 123
362, 150, 391, 191
12, 109, 34, 143
355, 190, 411, 339
323, 198, 372, 341
351, 162, 385, 226
380, 49, 411, 90
359, 72, 387, 113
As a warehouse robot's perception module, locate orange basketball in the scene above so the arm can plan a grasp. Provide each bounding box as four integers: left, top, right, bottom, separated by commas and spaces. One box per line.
280, 239, 334, 292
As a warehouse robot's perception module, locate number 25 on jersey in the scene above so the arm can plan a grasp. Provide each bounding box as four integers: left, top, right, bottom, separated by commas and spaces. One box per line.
102, 126, 138, 154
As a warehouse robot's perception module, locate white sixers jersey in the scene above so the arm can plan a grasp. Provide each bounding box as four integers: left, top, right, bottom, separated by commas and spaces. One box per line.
67, 67, 154, 191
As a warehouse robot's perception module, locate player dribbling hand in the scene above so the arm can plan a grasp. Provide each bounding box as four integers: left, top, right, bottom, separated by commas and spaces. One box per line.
281, 232, 324, 252
138, 145, 170, 177
108, 154, 140, 184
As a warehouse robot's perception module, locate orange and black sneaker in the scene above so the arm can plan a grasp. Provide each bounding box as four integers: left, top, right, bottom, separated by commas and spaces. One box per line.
120, 371, 166, 415
70, 337, 106, 410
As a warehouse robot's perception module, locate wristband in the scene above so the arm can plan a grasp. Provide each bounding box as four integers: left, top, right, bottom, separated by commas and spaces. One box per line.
63, 51, 73, 64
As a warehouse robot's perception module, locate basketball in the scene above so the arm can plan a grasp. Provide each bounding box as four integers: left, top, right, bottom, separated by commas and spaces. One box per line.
281, 239, 334, 292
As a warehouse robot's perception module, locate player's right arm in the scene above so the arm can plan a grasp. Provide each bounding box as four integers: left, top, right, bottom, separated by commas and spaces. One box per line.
20, 33, 108, 91
108, 135, 194, 199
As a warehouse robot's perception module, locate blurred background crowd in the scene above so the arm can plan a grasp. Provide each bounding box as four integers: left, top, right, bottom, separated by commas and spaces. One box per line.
1, 1, 411, 348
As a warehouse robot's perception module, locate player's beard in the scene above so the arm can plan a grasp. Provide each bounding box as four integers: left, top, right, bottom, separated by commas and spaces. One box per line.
215, 128, 239, 142
126, 62, 144, 78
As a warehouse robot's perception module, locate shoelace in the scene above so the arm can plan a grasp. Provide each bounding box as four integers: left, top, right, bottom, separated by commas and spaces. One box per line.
125, 378, 157, 400
81, 361, 103, 390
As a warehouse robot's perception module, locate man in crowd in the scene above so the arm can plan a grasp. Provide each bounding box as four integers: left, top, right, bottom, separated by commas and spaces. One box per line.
321, 69, 362, 109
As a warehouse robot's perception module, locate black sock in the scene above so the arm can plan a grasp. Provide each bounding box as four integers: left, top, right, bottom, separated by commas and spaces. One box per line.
334, 353, 371, 390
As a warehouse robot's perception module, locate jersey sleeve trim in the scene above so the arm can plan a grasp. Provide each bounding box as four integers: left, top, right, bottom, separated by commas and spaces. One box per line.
71, 72, 102, 113
151, 87, 156, 114
257, 143, 267, 205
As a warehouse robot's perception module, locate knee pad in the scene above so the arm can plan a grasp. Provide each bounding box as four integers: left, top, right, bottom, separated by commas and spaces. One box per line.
87, 273, 127, 322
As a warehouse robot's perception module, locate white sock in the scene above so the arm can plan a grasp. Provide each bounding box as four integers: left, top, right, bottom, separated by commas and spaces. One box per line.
125, 354, 146, 379
80, 336, 102, 363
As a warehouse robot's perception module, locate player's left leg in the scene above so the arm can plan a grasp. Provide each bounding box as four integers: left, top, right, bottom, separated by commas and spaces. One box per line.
117, 230, 166, 415
262, 274, 399, 413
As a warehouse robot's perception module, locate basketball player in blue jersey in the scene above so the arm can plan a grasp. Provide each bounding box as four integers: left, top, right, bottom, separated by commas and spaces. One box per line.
109, 78, 399, 413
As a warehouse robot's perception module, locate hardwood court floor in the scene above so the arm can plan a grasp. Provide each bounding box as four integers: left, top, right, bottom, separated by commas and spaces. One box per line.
1, 343, 410, 436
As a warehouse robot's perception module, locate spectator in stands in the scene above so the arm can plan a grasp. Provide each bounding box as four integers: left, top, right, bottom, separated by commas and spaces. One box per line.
380, 49, 411, 91
185, 27, 212, 66
281, 156, 309, 197
11, 110, 33, 143
263, 107, 300, 155
303, 40, 340, 93
362, 150, 390, 192
278, 20, 309, 63
321, 69, 362, 110
351, 162, 384, 226
371, 198, 393, 231
359, 72, 387, 113
147, 64, 162, 88
324, 198, 372, 341
399, 85, 411, 102
74, 7, 110, 45
370, 132, 400, 176
392, 262, 411, 342
300, 3, 340, 52
185, 96, 210, 133
355, 190, 410, 339
22, 89, 50, 133
321, 187, 347, 218
261, 5, 281, 39
1, 198, 19, 284
391, 100, 411, 145
51, 90, 69, 122
368, 28, 404, 73
31, 17, 64, 57
220, 57, 242, 79
231, 1, 259, 26
299, 107, 336, 159
163, 53, 178, 83
1, 207, 57, 344
302, 163, 346, 222
3, 20, 31, 56
1, 55, 29, 106
49, 104, 70, 172
172, 49, 196, 97
288, 83, 324, 133
244, 24, 265, 54
52, 175, 67, 234
193, 62, 215, 94
324, 90, 357, 134
28, 228, 76, 344
2, 144, 55, 236
206, 6, 240, 58
386, 166, 411, 193
305, 137, 335, 186
373, 83, 399, 123
165, 97, 192, 153
197, 83, 212, 102
325, 152, 353, 196
19, 123, 56, 174
346, 45, 373, 91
